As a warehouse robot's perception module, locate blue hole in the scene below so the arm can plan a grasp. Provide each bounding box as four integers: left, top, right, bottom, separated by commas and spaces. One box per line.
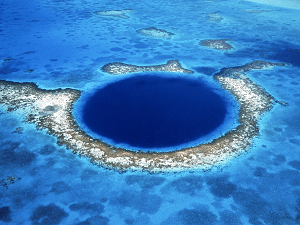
82, 75, 228, 151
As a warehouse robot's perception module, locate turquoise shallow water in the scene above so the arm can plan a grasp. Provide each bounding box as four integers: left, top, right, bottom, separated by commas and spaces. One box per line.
0, 0, 300, 224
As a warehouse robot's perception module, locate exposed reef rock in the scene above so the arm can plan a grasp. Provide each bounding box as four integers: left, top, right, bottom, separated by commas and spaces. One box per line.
200, 39, 233, 50
94, 9, 132, 19
1, 176, 21, 189
12, 127, 24, 134
0, 61, 287, 172
0, 58, 20, 75
102, 60, 193, 75
136, 27, 174, 39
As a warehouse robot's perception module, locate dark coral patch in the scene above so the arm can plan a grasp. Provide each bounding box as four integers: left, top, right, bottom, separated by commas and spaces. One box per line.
50, 181, 71, 194
288, 160, 300, 170
253, 167, 267, 177
207, 176, 237, 198
0, 141, 36, 167
1, 176, 21, 189
30, 204, 68, 225
170, 176, 203, 195
279, 169, 300, 186
232, 188, 268, 221
0, 206, 12, 222
110, 190, 162, 214
175, 206, 218, 225
271, 154, 286, 166
80, 169, 99, 181
219, 210, 242, 225
76, 215, 109, 225
69, 202, 104, 214
39, 144, 56, 155
125, 175, 165, 189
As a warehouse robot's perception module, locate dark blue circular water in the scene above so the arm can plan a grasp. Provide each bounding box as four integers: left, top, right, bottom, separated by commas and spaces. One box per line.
82, 75, 227, 150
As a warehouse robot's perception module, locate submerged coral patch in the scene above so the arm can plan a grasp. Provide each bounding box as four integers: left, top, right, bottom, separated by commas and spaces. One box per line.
206, 13, 223, 22
0, 60, 287, 172
94, 9, 132, 19
136, 27, 175, 39
30, 204, 68, 225
0, 206, 12, 222
200, 39, 233, 50
1, 176, 21, 189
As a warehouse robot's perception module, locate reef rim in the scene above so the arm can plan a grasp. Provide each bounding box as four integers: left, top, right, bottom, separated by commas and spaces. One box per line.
0, 60, 288, 173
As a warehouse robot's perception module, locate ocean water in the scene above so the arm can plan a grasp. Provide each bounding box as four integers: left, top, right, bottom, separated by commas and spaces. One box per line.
0, 0, 300, 224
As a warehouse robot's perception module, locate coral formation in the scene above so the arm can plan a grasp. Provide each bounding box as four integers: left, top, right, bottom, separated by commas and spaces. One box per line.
1, 176, 21, 189
95, 10, 132, 19
136, 27, 175, 39
206, 13, 223, 22
0, 61, 287, 172
200, 39, 233, 50
102, 60, 193, 75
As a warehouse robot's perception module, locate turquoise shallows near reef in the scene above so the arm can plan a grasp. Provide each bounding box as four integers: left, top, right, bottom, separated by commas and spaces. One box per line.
81, 75, 228, 151
0, 60, 288, 172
